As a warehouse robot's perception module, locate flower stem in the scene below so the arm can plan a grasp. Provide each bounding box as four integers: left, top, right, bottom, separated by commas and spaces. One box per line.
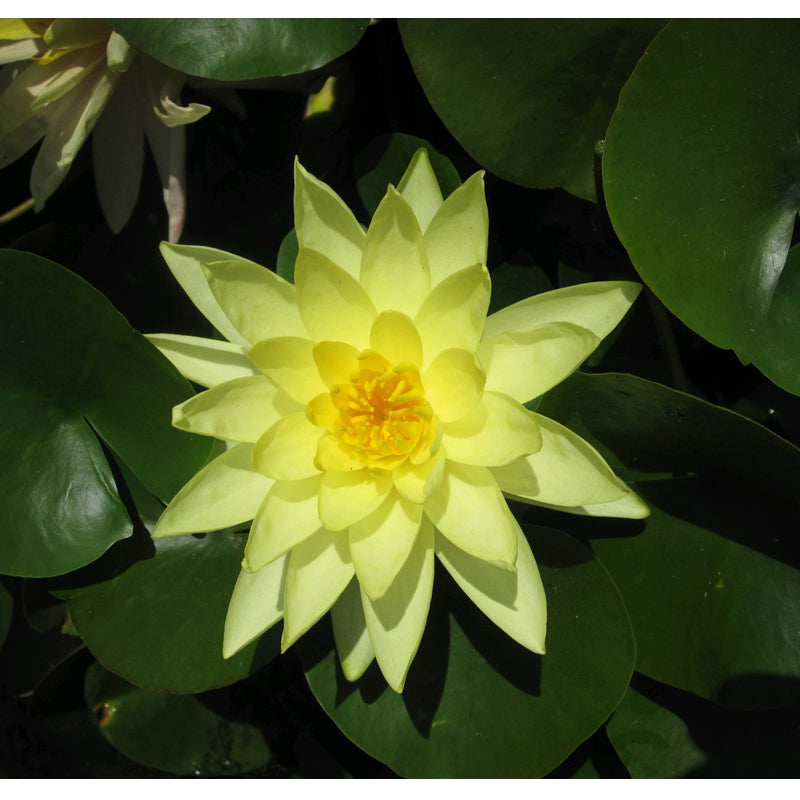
0, 197, 34, 225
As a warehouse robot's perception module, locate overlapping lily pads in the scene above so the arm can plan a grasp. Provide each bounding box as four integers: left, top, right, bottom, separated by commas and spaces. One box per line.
301, 526, 635, 778
0, 250, 211, 578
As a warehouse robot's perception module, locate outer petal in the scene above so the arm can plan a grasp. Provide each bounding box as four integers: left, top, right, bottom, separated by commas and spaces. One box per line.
331, 579, 375, 681
392, 446, 446, 504
0, 39, 43, 64
414, 263, 490, 367
145, 333, 258, 388
152, 443, 272, 537
478, 322, 600, 403
281, 529, 354, 650
423, 171, 488, 286
252, 412, 322, 481
202, 260, 307, 345
361, 517, 435, 693
0, 111, 47, 169
222, 555, 287, 658
294, 158, 365, 280
527, 489, 650, 519
436, 524, 546, 654
483, 281, 641, 342
249, 337, 326, 404
318, 469, 394, 531
491, 413, 628, 508
349, 491, 423, 600
172, 375, 298, 443
244, 475, 324, 571
369, 311, 423, 369
397, 147, 443, 233
360, 187, 431, 317
424, 462, 517, 570
423, 348, 485, 423
441, 391, 542, 466
295, 247, 375, 348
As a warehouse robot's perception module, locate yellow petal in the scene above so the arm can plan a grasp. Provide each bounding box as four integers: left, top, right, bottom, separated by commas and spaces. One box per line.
312, 341, 359, 388
349, 491, 423, 600
360, 187, 431, 317
314, 433, 365, 472
0, 19, 51, 39
441, 391, 542, 466
491, 413, 628, 508
424, 170, 488, 286
318, 469, 394, 531
369, 311, 423, 368
295, 247, 376, 348
361, 518, 434, 693
529, 488, 650, 520
202, 259, 307, 345
331, 578, 375, 681
425, 462, 517, 570
252, 412, 323, 481
152, 443, 271, 537
249, 336, 326, 404
436, 525, 546, 654
396, 147, 443, 233
306, 391, 340, 431
478, 322, 600, 403
145, 333, 257, 389
484, 280, 641, 342
294, 158, 365, 280
423, 348, 485, 423
414, 263, 490, 366
281, 529, 354, 650
172, 375, 299, 443
222, 556, 287, 658
244, 476, 324, 571
392, 446, 446, 503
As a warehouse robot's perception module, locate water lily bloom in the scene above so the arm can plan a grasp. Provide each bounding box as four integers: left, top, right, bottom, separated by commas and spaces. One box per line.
0, 18, 210, 240
149, 151, 648, 692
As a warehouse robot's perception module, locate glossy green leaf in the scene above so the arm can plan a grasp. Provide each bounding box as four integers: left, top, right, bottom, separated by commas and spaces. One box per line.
108, 19, 368, 80
354, 132, 462, 216
400, 20, 663, 200
488, 262, 553, 315
0, 581, 12, 651
604, 20, 800, 377
538, 372, 800, 708
0, 250, 211, 578
301, 526, 635, 778
66, 530, 279, 694
84, 662, 272, 775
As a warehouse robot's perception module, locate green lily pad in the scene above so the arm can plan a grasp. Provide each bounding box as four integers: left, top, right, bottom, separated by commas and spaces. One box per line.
0, 250, 211, 578
603, 20, 800, 379
108, 19, 369, 81
301, 526, 635, 778
538, 372, 800, 708
276, 228, 299, 285
0, 581, 12, 651
66, 530, 280, 694
84, 662, 272, 775
399, 20, 663, 200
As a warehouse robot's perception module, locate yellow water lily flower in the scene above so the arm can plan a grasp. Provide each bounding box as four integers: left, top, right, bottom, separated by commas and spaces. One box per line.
0, 18, 210, 240
149, 151, 648, 692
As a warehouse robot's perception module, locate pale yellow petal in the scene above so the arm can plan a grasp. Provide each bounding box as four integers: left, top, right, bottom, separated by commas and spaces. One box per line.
249, 336, 326, 404
294, 158, 365, 280
491, 413, 628, 508
314, 433, 365, 472
312, 341, 359, 388
172, 375, 298, 443
145, 333, 257, 388
152, 443, 272, 537
252, 412, 323, 481
423, 348, 485, 423
0, 39, 44, 64
244, 475, 324, 571
318, 469, 394, 531
436, 525, 546, 654
360, 187, 430, 317
396, 147, 443, 234
0, 18, 50, 39
414, 263, 490, 367
331, 578, 375, 681
484, 281, 641, 342
369, 311, 423, 368
361, 518, 434, 693
424, 462, 517, 570
349, 491, 423, 600
306, 391, 340, 431
295, 247, 376, 348
282, 529, 354, 650
223, 556, 287, 658
423, 171, 488, 286
441, 391, 542, 466
523, 488, 650, 520
392, 446, 446, 504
